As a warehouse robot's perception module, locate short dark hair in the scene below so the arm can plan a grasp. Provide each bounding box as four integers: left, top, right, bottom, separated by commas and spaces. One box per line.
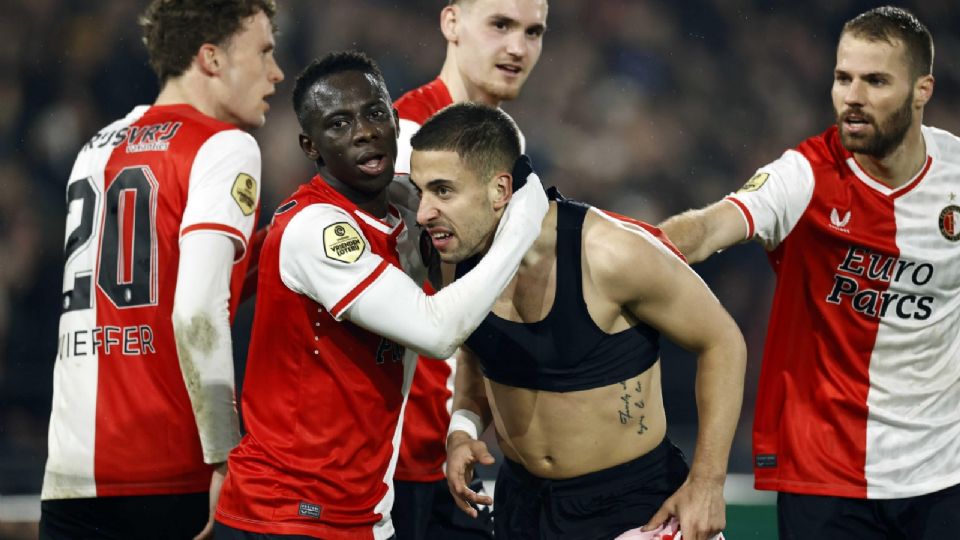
411, 102, 521, 183
842, 6, 934, 79
291, 50, 388, 129
140, 0, 277, 84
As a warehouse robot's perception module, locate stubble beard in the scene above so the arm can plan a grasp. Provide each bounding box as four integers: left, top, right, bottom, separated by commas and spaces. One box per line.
477, 74, 524, 103
837, 91, 914, 158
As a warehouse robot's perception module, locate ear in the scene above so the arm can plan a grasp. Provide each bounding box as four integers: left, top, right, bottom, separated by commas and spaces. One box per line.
914, 74, 934, 108
440, 5, 459, 44
299, 133, 321, 163
490, 172, 512, 211
392, 107, 401, 139
195, 43, 223, 76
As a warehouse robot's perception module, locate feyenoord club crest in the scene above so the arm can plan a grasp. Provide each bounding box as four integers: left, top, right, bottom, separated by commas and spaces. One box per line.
939, 205, 960, 241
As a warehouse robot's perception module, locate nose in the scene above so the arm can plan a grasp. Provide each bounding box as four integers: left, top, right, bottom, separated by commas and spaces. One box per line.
353, 117, 379, 145
844, 79, 866, 106
269, 56, 284, 83
416, 196, 439, 227
505, 30, 526, 59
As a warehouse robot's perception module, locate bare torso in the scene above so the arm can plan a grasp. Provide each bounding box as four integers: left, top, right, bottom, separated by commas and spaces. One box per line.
479, 205, 667, 479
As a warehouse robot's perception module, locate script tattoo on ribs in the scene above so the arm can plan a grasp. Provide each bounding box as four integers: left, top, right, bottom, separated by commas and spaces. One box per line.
632, 381, 647, 435
618, 381, 633, 424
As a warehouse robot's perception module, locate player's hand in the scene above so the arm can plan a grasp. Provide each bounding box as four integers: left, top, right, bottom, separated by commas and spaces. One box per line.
193, 462, 228, 540
446, 431, 495, 518
641, 474, 725, 540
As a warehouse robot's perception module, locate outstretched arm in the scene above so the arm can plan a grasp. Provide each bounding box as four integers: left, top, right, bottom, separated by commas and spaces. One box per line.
658, 200, 748, 264
587, 212, 746, 540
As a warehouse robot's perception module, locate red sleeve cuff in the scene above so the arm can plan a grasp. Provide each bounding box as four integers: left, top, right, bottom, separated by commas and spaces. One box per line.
724, 197, 755, 239
182, 223, 249, 261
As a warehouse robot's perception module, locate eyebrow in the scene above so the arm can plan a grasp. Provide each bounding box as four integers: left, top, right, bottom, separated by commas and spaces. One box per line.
834, 68, 891, 79
489, 14, 546, 34
319, 98, 387, 121
424, 179, 454, 190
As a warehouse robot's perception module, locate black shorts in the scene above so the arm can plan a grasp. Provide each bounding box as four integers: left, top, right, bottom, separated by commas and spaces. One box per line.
392, 478, 494, 540
40, 492, 207, 540
778, 482, 960, 540
493, 437, 688, 540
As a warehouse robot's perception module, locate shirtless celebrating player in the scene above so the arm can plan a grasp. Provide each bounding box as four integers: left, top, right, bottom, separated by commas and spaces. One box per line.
407, 102, 746, 540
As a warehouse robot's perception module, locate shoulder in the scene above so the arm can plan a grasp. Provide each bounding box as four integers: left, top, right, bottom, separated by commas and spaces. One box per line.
284, 202, 358, 241
584, 208, 681, 259
792, 126, 847, 168
582, 208, 685, 299
393, 79, 452, 123
280, 203, 370, 265
924, 125, 960, 166
195, 129, 260, 157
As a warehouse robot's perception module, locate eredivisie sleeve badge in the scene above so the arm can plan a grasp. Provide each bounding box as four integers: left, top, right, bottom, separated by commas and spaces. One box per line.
324, 222, 366, 263
738, 172, 769, 193
232, 173, 258, 216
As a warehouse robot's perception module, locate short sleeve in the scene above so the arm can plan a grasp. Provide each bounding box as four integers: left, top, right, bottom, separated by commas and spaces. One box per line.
726, 149, 815, 250
180, 130, 261, 259
279, 204, 391, 319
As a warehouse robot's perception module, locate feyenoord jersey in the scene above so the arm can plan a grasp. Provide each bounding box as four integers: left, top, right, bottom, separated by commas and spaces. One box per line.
393, 78, 457, 481
216, 175, 420, 540
728, 125, 960, 499
43, 104, 260, 499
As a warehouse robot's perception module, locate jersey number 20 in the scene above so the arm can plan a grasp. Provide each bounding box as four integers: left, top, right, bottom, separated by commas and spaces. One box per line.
63, 166, 159, 312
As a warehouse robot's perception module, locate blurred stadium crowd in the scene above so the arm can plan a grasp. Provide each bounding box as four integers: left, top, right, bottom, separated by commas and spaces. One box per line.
1, 0, 958, 493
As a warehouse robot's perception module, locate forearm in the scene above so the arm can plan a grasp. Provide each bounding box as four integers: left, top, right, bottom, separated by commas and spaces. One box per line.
689, 334, 747, 481
173, 233, 241, 463
659, 200, 747, 264
450, 349, 492, 431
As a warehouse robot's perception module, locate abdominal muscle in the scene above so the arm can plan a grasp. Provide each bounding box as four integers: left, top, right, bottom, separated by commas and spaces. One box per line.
486, 361, 666, 479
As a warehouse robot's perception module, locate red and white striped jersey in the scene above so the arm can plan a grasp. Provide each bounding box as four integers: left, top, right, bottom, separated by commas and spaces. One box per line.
728, 125, 960, 499
393, 78, 457, 482
43, 104, 260, 499
215, 175, 420, 540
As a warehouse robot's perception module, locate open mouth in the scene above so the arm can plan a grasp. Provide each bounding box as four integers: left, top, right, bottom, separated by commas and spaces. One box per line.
356, 153, 387, 176
842, 112, 873, 134
428, 229, 454, 250
497, 64, 522, 76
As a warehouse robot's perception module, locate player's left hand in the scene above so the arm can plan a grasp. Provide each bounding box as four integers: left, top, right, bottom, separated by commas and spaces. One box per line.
640, 474, 725, 540
193, 462, 228, 540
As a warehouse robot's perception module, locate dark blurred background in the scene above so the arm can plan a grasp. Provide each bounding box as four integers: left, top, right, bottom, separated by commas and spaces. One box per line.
2, 0, 958, 500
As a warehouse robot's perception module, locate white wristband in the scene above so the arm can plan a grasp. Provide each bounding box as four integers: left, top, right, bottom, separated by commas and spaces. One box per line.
448, 409, 484, 440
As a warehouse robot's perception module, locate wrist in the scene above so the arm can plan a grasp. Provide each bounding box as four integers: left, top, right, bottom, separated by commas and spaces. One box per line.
687, 468, 727, 485
448, 408, 483, 441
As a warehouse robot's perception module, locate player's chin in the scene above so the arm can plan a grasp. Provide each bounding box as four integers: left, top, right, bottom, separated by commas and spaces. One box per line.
238, 113, 267, 131
494, 83, 522, 101
840, 133, 873, 153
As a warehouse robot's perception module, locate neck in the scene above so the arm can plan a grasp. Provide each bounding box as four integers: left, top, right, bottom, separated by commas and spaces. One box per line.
155, 71, 222, 122
438, 49, 502, 107
517, 202, 556, 269
853, 123, 927, 189
318, 166, 390, 218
